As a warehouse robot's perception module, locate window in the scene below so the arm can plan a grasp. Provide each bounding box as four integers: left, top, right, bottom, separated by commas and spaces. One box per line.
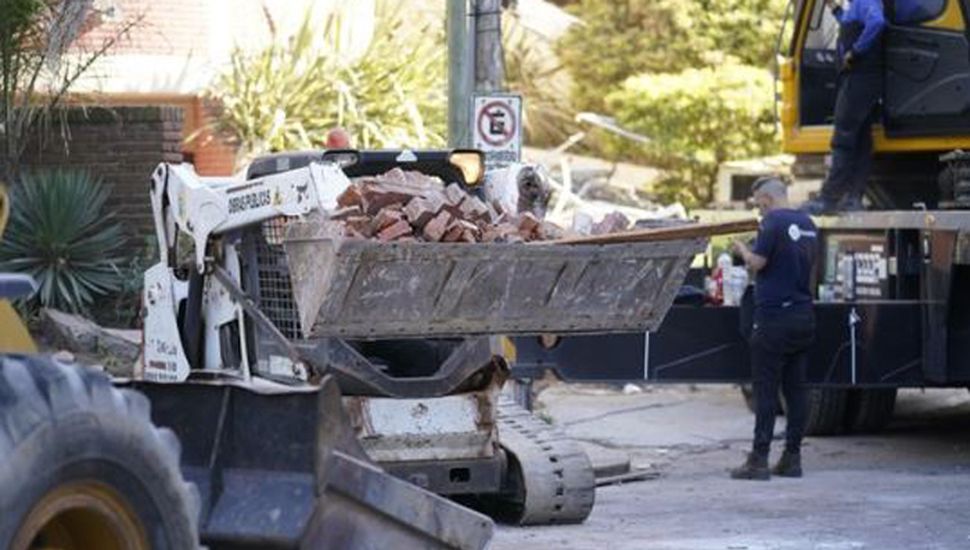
894, 0, 947, 25
804, 1, 839, 50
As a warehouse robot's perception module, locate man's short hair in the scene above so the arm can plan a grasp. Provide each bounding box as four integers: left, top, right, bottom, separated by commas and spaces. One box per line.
751, 176, 788, 200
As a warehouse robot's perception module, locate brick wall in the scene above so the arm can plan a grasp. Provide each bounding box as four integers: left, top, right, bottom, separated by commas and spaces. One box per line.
21, 106, 183, 244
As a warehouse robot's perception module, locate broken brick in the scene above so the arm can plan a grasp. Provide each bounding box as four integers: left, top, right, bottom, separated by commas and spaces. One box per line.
442, 224, 465, 243
371, 208, 405, 232
377, 219, 413, 241
343, 216, 375, 238
459, 195, 491, 222
538, 221, 565, 241
337, 185, 363, 208
591, 211, 631, 235
330, 205, 362, 220
422, 211, 453, 242
403, 195, 445, 228
361, 184, 424, 215
444, 183, 466, 206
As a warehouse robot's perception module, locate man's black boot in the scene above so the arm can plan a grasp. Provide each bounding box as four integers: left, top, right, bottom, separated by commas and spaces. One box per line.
730, 452, 770, 480
800, 198, 840, 215
772, 450, 802, 478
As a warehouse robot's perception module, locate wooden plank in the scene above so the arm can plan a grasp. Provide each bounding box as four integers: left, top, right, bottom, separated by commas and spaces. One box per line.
551, 219, 759, 245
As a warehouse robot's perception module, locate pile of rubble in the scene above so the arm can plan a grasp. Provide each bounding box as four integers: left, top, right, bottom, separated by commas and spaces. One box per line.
331, 168, 568, 243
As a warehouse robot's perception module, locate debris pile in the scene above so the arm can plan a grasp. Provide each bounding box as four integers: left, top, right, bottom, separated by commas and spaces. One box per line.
330, 168, 566, 243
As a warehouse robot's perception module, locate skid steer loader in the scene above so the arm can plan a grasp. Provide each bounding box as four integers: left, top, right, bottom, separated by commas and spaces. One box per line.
136, 146, 705, 535
0, 182, 494, 550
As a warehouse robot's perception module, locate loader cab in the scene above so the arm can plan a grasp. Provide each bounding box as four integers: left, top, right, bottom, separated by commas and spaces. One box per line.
782, 0, 970, 154
246, 149, 485, 188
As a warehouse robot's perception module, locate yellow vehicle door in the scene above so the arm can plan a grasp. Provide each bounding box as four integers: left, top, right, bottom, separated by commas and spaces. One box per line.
884, 0, 970, 136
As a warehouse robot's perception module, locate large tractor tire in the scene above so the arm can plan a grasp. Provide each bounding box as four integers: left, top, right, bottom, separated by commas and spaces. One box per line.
843, 388, 897, 434
0, 355, 199, 550
803, 388, 848, 436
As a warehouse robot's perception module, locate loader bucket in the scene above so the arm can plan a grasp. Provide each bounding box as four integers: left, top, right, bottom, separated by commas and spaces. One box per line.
282, 220, 706, 339
136, 376, 494, 549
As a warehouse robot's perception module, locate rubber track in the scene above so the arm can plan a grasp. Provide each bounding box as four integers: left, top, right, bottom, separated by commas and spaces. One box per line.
495, 396, 595, 525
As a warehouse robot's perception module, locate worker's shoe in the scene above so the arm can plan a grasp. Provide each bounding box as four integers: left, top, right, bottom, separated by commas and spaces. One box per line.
771, 450, 802, 478
730, 452, 770, 480
800, 198, 840, 216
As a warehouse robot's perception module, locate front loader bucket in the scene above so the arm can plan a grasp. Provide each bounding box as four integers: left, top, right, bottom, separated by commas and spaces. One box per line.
137, 376, 494, 549
283, 220, 706, 339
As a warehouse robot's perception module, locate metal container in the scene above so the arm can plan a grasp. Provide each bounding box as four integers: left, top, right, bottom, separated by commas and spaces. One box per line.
282, 219, 706, 339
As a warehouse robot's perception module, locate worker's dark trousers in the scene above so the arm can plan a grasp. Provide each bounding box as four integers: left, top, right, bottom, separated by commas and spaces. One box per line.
820, 71, 883, 204
749, 308, 815, 457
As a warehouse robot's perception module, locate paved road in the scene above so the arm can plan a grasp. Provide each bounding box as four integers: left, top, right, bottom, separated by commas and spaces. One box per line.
492, 384, 970, 550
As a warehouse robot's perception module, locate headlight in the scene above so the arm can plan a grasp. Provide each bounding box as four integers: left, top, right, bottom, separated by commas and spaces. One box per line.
449, 150, 485, 186
323, 150, 359, 168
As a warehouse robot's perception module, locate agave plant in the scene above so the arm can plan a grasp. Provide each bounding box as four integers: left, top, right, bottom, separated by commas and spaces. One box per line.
0, 169, 126, 312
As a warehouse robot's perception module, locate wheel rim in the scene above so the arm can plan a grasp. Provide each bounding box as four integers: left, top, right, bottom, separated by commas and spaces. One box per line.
11, 480, 148, 550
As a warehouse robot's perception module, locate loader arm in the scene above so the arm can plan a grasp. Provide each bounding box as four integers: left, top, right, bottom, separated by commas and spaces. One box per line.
149, 161, 352, 272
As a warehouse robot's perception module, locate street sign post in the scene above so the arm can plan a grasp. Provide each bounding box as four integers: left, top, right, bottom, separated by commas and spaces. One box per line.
472, 94, 522, 171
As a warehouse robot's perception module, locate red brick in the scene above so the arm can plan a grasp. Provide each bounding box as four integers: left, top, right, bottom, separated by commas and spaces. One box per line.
459, 195, 490, 222
403, 195, 445, 228
442, 224, 465, 243
370, 208, 405, 232
377, 219, 413, 241
337, 185, 363, 208
330, 205, 362, 220
422, 211, 453, 242
591, 211, 631, 235
444, 183, 466, 206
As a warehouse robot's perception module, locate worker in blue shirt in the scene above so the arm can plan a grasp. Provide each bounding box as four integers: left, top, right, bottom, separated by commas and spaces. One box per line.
732, 177, 817, 480
803, 0, 886, 214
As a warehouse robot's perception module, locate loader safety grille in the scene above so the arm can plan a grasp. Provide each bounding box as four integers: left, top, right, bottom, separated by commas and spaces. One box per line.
253, 217, 302, 340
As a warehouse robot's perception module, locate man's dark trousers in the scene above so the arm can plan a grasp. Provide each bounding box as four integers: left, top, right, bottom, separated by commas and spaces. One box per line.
750, 308, 815, 456
820, 71, 882, 205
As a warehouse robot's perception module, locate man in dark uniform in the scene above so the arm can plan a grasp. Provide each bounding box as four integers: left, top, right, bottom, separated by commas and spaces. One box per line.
731, 177, 818, 479
803, 0, 886, 214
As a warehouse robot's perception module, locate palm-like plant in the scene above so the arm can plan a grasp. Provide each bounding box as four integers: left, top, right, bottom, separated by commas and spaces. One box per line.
0, 169, 126, 312
206, 1, 447, 166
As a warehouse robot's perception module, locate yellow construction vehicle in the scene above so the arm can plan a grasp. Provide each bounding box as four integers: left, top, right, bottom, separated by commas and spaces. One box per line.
0, 186, 35, 353
779, 0, 970, 207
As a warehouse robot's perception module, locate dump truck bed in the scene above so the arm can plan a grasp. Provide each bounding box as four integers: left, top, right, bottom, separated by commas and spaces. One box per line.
283, 220, 706, 339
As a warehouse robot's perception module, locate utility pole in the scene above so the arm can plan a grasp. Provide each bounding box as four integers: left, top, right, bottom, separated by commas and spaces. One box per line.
448, 0, 506, 147
474, 0, 505, 93
447, 0, 474, 147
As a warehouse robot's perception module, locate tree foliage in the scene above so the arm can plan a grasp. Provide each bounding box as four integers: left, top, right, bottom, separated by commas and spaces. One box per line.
557, 0, 787, 113
606, 62, 778, 207
207, 3, 446, 165
0, 0, 140, 182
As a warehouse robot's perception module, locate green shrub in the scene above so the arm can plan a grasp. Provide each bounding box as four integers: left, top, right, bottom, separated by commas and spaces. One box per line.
504, 17, 577, 147
606, 62, 778, 207
207, 2, 446, 164
556, 0, 787, 114
91, 236, 156, 328
0, 169, 126, 313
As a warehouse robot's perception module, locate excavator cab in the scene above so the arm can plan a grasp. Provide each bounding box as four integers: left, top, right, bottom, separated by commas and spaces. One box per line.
781, 0, 970, 154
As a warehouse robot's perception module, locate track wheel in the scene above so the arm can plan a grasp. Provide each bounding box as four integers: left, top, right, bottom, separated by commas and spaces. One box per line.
0, 355, 199, 550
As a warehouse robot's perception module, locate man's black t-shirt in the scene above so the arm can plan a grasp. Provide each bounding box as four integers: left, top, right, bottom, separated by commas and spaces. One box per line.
751, 208, 817, 313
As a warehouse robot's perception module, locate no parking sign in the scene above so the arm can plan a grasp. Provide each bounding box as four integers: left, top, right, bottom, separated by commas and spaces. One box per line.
472, 94, 522, 171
